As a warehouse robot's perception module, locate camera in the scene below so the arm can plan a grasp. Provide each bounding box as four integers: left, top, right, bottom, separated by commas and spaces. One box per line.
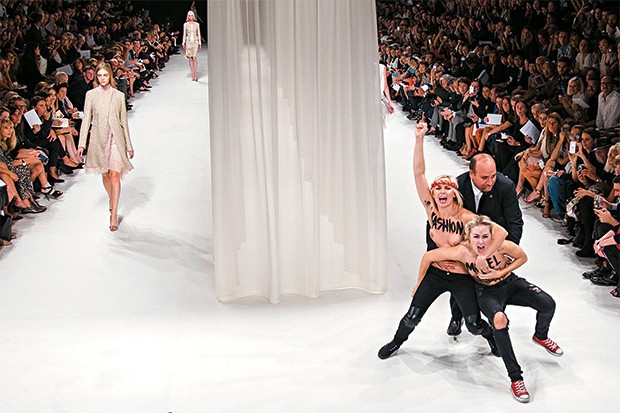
569, 141, 577, 154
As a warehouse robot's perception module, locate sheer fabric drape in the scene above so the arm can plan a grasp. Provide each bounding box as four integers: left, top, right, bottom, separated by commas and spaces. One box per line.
208, 0, 387, 303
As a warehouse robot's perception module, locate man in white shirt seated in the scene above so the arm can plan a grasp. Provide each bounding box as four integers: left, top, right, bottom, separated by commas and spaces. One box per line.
596, 75, 620, 129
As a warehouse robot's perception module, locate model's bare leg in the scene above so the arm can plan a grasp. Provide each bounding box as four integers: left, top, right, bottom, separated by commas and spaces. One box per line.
108, 170, 121, 231
102, 172, 112, 211
190, 57, 198, 80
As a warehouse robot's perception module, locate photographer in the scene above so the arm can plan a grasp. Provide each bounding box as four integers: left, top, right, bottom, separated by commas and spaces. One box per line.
546, 124, 587, 223
41, 36, 63, 75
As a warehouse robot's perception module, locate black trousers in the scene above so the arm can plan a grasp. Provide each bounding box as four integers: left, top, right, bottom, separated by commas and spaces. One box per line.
393, 266, 493, 344
476, 274, 556, 382
577, 196, 596, 251
34, 136, 64, 168
495, 143, 523, 184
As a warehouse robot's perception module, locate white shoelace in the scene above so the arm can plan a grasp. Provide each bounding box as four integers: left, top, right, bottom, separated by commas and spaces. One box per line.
513, 381, 528, 394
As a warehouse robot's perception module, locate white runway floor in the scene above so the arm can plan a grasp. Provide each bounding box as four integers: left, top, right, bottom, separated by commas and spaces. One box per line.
0, 50, 618, 412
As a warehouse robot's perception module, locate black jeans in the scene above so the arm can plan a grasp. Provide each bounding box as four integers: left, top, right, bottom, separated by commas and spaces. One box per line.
393, 266, 493, 344
476, 274, 556, 382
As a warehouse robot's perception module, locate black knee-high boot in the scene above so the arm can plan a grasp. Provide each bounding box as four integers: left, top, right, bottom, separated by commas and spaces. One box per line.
378, 307, 424, 359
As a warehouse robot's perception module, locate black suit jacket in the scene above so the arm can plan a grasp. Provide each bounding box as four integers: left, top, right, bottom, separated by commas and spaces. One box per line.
24, 25, 43, 46
457, 171, 523, 244
67, 77, 92, 111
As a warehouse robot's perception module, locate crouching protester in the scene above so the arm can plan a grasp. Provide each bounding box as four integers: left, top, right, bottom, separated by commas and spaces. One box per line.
416, 215, 563, 403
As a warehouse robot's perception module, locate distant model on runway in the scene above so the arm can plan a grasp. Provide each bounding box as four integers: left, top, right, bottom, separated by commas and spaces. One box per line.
183, 10, 201, 81
77, 63, 134, 232
419, 215, 563, 403
377, 120, 506, 362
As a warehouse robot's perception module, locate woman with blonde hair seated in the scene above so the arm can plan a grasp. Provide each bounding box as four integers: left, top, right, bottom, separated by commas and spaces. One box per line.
517, 113, 566, 216
559, 77, 588, 122
0, 119, 48, 214
2, 118, 62, 199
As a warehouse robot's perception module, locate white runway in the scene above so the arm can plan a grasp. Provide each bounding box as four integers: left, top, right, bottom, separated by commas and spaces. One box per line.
0, 50, 618, 412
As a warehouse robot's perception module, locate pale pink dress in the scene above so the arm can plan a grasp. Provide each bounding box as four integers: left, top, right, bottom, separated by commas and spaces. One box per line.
85, 127, 127, 179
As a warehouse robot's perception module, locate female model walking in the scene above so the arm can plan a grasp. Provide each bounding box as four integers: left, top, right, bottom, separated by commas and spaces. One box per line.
77, 63, 134, 231
183, 10, 201, 81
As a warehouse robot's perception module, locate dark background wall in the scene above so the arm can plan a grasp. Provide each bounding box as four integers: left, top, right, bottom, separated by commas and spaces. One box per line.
132, 0, 207, 40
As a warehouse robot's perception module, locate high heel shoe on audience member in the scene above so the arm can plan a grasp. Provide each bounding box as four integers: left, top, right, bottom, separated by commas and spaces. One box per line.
58, 163, 74, 175
21, 204, 46, 214
524, 190, 541, 203
48, 175, 65, 184
465, 148, 479, 161
32, 200, 46, 211
41, 184, 63, 200
6, 211, 23, 221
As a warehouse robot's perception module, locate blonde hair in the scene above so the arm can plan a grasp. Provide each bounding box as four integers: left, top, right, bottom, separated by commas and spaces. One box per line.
463, 215, 494, 244
430, 174, 463, 208
95, 63, 117, 89
186, 10, 195, 21
605, 143, 620, 172
0, 119, 17, 152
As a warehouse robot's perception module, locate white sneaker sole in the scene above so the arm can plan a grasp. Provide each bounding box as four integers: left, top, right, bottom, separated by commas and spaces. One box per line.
512, 392, 530, 403
532, 337, 564, 357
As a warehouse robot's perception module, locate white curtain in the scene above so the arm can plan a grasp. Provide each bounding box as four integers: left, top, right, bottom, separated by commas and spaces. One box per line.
208, 0, 387, 303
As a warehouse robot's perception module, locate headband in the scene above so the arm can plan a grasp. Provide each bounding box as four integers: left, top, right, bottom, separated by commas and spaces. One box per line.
431, 179, 457, 190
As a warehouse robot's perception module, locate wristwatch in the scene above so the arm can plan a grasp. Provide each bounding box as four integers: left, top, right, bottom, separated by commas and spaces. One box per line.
596, 178, 602, 183
21, 160, 26, 166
